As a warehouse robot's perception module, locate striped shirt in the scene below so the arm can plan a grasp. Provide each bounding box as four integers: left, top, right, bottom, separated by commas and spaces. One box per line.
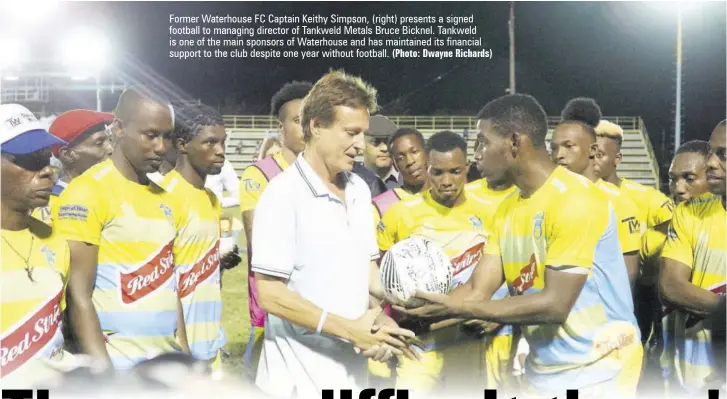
54, 159, 182, 370
160, 170, 225, 361
486, 167, 640, 391
661, 193, 726, 393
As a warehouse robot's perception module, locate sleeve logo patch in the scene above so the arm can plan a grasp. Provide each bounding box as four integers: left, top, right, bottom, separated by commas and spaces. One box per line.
58, 205, 89, 221
377, 220, 386, 233
243, 179, 261, 192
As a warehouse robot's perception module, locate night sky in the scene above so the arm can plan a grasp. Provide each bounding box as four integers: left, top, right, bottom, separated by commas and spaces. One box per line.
7, 1, 727, 166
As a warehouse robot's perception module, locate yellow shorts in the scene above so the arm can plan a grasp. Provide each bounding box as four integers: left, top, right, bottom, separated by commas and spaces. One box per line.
485, 334, 514, 389
396, 338, 485, 394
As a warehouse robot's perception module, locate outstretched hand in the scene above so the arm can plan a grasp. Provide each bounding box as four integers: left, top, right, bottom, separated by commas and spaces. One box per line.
391, 290, 459, 319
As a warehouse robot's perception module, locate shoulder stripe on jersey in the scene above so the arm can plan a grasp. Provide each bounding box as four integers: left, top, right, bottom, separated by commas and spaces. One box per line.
252, 156, 284, 182
93, 166, 112, 181
551, 178, 567, 192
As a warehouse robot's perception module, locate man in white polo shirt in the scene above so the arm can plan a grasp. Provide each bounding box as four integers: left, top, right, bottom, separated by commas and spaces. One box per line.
252, 71, 417, 398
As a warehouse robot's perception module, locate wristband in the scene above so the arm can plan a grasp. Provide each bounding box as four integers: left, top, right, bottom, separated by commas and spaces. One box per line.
316, 311, 328, 334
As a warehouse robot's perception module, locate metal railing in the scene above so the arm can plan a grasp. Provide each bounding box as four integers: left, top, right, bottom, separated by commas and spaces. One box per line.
223, 115, 644, 132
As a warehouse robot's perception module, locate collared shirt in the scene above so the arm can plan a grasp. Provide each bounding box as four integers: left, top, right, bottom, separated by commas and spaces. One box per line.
251, 153, 378, 398
381, 167, 402, 190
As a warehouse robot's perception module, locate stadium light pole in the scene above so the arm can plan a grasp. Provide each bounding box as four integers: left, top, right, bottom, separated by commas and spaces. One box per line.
508, 1, 516, 94
675, 6, 683, 150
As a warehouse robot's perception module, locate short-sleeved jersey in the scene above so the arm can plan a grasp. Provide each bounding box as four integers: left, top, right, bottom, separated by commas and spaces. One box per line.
619, 178, 674, 268
160, 170, 225, 362
485, 166, 639, 389
661, 193, 726, 393
596, 180, 641, 254
54, 159, 181, 370
378, 189, 497, 348
239, 152, 291, 329
239, 152, 290, 212
371, 187, 417, 228
1, 219, 70, 385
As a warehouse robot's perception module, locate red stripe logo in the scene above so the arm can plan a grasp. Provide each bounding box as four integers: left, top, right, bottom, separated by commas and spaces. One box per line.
178, 241, 220, 299
120, 240, 175, 304
450, 242, 485, 276
0, 289, 63, 377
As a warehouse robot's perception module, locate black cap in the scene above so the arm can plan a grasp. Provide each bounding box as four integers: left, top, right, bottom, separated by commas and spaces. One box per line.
366, 115, 398, 138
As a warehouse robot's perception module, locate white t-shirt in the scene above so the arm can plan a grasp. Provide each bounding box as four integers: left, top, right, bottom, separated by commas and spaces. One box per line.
251, 154, 379, 398
204, 159, 240, 208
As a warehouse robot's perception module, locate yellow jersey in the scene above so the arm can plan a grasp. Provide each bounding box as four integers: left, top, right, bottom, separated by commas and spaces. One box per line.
371, 187, 418, 228
54, 159, 182, 370
1, 218, 70, 385
619, 178, 674, 271
464, 179, 518, 222
596, 180, 641, 254
378, 189, 492, 391
486, 167, 639, 391
239, 152, 291, 213
661, 193, 726, 393
159, 170, 225, 362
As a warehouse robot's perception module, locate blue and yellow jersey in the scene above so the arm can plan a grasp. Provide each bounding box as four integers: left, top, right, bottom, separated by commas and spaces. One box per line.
54, 159, 181, 370
661, 193, 726, 393
596, 180, 642, 255
160, 170, 225, 363
486, 167, 640, 390
1, 218, 70, 386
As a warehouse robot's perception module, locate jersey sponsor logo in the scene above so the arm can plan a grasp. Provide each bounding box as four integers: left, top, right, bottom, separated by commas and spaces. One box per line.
513, 254, 538, 295
120, 240, 175, 304
0, 289, 63, 377
450, 241, 485, 277
623, 217, 640, 235
591, 321, 639, 359
178, 241, 221, 298
533, 212, 544, 239
58, 204, 89, 221
243, 179, 261, 192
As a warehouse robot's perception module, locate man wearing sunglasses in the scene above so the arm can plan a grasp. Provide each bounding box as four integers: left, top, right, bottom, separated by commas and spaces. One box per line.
352, 115, 398, 197
0, 103, 73, 387
31, 110, 114, 226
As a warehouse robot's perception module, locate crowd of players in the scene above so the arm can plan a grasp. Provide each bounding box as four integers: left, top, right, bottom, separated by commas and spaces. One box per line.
0, 69, 724, 398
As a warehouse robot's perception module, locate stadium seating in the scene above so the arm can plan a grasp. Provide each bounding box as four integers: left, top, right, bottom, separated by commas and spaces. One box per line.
224, 115, 660, 188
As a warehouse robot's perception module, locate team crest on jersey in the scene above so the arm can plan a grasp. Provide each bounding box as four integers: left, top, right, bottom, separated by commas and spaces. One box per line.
533, 212, 544, 239
469, 216, 483, 229
159, 203, 174, 224
41, 245, 56, 267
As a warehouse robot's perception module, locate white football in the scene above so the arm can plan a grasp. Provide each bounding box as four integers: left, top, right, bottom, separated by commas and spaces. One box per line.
380, 236, 453, 308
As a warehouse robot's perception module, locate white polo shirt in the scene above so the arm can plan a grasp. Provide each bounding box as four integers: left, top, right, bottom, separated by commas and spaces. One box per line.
251, 154, 379, 398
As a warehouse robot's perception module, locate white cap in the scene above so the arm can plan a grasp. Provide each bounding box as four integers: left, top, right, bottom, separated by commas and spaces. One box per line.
0, 104, 66, 154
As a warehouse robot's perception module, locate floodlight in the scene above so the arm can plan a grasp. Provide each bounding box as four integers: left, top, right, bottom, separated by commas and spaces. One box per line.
59, 29, 109, 74
0, 38, 24, 70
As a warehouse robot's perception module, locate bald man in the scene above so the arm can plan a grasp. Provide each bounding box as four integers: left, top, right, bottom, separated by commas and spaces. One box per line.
55, 88, 187, 371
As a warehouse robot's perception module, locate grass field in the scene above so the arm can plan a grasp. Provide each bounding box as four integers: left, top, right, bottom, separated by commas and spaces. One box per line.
219, 207, 251, 376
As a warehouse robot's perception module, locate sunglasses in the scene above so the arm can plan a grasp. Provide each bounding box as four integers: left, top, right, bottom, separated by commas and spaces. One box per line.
367, 137, 389, 146
2, 149, 52, 172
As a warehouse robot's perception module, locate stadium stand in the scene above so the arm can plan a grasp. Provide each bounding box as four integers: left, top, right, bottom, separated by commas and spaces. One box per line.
223, 115, 660, 188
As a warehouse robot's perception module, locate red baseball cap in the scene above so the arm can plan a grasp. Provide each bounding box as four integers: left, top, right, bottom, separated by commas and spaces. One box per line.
49, 109, 114, 157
